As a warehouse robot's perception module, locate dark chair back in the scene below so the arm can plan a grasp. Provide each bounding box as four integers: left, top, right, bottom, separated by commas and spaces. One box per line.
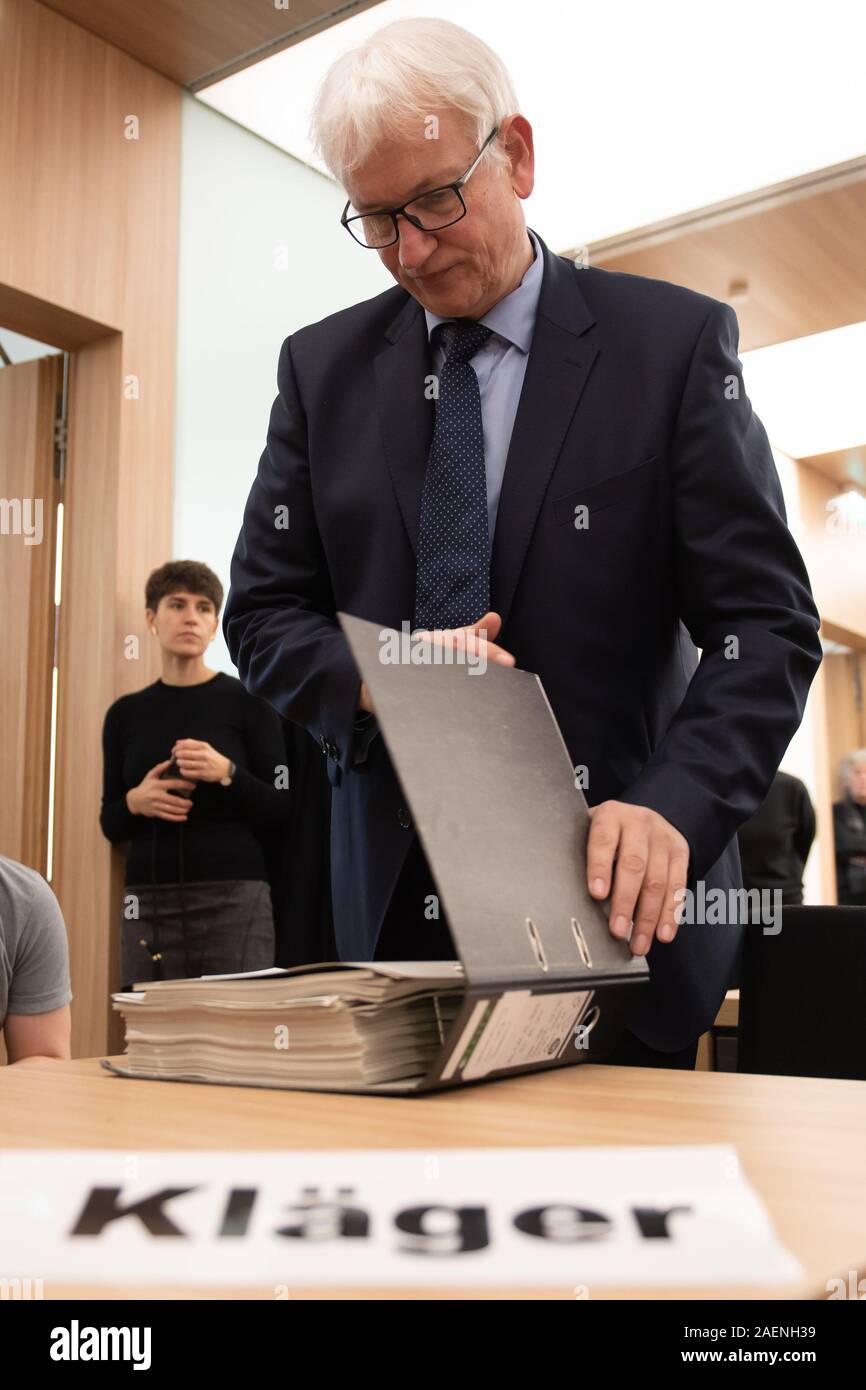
738, 905, 866, 1079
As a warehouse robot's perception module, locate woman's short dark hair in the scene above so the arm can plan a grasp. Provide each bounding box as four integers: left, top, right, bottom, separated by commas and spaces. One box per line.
145, 561, 224, 615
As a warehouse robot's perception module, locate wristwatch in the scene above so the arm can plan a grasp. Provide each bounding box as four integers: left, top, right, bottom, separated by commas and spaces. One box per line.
220, 760, 237, 787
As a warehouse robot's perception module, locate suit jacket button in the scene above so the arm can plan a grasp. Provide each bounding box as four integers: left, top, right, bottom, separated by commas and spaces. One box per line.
397, 806, 412, 830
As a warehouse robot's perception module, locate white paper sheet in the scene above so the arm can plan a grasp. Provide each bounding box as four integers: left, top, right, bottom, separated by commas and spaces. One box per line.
0, 1145, 801, 1288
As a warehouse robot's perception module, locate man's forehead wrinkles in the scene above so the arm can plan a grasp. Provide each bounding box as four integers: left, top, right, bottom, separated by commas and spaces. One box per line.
351, 158, 467, 213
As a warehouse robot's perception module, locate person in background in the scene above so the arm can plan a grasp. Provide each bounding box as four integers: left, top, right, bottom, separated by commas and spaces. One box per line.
737, 769, 816, 907
833, 749, 866, 905
0, 854, 72, 1064
100, 561, 292, 986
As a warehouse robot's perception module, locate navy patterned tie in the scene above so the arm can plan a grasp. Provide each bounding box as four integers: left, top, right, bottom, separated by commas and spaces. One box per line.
414, 318, 493, 630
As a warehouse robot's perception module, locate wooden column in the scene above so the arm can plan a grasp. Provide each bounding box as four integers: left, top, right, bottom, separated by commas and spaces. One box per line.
0, 0, 181, 1056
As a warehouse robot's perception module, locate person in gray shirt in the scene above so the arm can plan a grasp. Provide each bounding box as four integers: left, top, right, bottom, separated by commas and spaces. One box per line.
0, 855, 72, 1064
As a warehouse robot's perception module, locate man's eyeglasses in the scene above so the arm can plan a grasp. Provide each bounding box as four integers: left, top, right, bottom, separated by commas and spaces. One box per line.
341, 127, 499, 249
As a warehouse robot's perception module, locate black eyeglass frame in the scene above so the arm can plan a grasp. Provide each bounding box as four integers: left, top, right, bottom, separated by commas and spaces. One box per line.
340, 126, 499, 248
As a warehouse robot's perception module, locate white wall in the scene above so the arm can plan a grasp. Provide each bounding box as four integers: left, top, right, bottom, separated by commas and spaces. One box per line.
0, 329, 62, 363
172, 93, 389, 671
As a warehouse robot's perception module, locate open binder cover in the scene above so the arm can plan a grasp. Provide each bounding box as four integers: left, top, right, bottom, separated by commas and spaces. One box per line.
334, 612, 648, 1089
103, 616, 648, 1096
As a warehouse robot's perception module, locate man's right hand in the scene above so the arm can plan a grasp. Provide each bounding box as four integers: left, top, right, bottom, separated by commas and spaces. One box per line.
358, 611, 516, 715
125, 760, 196, 822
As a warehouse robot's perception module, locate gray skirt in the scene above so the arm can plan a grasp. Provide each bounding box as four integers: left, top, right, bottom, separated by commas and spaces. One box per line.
121, 879, 275, 987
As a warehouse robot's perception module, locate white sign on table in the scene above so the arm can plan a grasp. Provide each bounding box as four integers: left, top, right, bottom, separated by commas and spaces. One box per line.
0, 1145, 801, 1288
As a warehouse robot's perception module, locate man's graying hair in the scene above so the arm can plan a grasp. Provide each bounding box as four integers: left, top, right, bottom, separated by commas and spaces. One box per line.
841, 749, 866, 789
309, 17, 518, 188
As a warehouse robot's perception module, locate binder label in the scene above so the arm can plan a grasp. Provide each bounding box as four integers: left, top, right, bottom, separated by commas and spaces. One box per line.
461, 990, 593, 1079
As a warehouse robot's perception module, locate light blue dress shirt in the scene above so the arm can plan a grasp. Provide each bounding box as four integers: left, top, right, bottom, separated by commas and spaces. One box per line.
423, 227, 544, 545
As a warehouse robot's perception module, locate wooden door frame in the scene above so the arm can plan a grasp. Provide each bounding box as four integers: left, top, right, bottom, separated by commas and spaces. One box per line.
0, 352, 61, 873
0, 282, 170, 1056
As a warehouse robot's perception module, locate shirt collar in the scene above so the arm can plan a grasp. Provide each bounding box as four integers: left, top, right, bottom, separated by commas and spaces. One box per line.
424, 227, 543, 355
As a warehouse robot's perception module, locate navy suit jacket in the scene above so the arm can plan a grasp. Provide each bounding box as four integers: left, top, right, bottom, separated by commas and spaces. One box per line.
224, 229, 822, 1050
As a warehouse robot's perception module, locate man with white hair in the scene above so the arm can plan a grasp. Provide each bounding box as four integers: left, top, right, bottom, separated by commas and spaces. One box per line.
225, 18, 822, 1067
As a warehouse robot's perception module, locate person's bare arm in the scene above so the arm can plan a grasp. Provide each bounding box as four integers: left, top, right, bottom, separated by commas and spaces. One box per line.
5, 1004, 71, 1064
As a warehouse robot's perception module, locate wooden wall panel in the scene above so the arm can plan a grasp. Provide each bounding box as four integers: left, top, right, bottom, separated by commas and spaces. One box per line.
54, 336, 123, 1057
823, 653, 866, 801
38, 0, 384, 88
585, 161, 866, 353
788, 460, 866, 904
0, 0, 180, 1057
796, 463, 866, 643
805, 661, 840, 905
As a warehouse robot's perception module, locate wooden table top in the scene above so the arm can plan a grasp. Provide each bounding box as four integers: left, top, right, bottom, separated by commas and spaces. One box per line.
3, 1055, 864, 1300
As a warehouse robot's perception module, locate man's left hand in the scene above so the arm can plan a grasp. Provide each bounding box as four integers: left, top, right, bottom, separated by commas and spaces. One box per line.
587, 801, 689, 956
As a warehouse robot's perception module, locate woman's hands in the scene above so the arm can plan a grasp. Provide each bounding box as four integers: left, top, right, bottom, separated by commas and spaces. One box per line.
126, 760, 195, 822
126, 743, 232, 821
172, 738, 232, 784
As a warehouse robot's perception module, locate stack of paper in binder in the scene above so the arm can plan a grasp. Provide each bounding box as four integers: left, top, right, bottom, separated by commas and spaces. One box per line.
105, 613, 648, 1094
110, 963, 465, 1089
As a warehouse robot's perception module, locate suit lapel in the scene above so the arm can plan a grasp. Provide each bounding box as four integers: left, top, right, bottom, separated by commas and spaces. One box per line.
490, 236, 598, 629
374, 295, 435, 557
373, 233, 599, 617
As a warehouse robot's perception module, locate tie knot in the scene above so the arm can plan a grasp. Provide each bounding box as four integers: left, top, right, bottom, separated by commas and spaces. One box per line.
437, 318, 492, 366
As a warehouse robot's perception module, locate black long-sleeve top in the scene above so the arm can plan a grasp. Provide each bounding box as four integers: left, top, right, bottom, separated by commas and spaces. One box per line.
737, 770, 816, 905
100, 673, 292, 886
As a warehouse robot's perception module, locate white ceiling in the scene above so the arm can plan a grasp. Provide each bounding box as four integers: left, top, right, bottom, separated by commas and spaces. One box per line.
198, 0, 866, 249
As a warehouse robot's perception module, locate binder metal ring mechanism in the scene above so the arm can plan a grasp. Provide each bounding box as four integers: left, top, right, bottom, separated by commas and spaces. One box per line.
331, 613, 648, 1092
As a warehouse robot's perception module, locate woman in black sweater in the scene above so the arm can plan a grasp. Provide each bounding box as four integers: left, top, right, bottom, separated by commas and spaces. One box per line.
100, 561, 292, 985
